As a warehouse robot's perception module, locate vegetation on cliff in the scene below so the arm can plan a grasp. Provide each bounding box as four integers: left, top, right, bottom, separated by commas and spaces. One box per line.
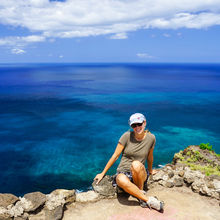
173, 143, 220, 176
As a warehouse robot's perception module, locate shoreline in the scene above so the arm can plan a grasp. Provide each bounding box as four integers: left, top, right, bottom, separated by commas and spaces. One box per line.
1, 145, 219, 220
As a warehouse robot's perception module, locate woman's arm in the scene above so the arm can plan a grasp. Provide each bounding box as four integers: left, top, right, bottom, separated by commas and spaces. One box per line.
94, 142, 124, 184
147, 147, 154, 174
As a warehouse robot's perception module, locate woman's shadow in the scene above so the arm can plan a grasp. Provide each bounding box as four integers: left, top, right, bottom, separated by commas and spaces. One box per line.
116, 186, 148, 206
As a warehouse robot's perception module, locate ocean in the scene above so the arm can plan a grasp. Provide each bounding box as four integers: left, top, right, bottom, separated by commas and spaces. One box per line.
0, 63, 219, 196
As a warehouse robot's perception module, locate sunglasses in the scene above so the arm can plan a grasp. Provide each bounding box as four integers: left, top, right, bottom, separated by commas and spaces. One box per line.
131, 122, 143, 128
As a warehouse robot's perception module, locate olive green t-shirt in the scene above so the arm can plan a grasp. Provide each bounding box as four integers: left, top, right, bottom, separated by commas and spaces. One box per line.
117, 131, 156, 172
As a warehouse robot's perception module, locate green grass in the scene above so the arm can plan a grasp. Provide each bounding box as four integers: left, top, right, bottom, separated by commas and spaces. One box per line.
173, 144, 220, 176
199, 143, 213, 151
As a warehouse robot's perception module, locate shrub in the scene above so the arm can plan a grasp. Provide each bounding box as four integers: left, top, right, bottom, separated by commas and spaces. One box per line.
199, 143, 213, 151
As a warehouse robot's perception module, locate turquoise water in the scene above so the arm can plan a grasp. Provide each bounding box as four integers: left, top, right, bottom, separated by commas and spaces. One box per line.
0, 63, 219, 195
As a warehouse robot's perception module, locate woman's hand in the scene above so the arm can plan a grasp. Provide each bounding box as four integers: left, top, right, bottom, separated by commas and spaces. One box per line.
94, 173, 104, 184
150, 169, 157, 175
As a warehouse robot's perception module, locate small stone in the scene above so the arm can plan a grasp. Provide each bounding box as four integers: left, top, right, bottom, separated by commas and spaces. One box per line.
168, 171, 174, 178
174, 177, 184, 187
165, 180, 174, 188
178, 170, 185, 177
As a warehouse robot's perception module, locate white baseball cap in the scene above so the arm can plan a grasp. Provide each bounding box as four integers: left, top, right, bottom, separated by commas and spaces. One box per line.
128, 113, 146, 126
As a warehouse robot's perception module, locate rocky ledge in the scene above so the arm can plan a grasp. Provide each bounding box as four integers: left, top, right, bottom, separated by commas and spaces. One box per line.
0, 145, 219, 220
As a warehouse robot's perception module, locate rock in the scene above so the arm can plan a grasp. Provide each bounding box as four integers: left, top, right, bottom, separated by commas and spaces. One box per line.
168, 171, 174, 178
210, 191, 220, 200
0, 194, 19, 208
165, 180, 174, 188
45, 193, 65, 212
14, 212, 29, 220
6, 197, 31, 218
174, 177, 184, 187
191, 179, 204, 193
153, 170, 165, 181
183, 169, 195, 184
178, 170, 185, 177
213, 179, 220, 193
158, 180, 166, 186
92, 175, 116, 196
0, 207, 11, 220
162, 174, 169, 181
23, 192, 46, 212
28, 209, 46, 220
45, 205, 63, 220
76, 191, 99, 203
200, 184, 212, 196
49, 189, 76, 204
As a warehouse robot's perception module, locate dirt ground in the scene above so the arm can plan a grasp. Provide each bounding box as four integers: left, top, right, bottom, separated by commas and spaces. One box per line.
63, 185, 220, 220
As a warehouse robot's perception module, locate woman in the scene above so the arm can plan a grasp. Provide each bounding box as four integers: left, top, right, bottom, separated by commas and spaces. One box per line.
94, 113, 164, 212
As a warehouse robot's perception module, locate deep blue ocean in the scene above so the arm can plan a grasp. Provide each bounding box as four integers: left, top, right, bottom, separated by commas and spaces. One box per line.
0, 63, 219, 196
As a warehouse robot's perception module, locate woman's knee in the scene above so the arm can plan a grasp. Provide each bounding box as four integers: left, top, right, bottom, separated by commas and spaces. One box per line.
116, 174, 130, 188
131, 160, 144, 173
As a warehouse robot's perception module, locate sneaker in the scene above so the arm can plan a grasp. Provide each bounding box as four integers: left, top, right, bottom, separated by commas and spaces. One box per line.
137, 190, 151, 209
147, 196, 164, 213
138, 199, 151, 209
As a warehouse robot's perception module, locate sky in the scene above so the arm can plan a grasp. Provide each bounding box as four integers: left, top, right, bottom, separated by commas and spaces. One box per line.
0, 0, 220, 63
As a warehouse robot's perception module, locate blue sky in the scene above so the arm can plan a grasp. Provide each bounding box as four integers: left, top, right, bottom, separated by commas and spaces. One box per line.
0, 0, 220, 63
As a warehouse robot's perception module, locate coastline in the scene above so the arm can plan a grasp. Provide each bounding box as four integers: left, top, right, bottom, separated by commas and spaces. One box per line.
1, 145, 219, 220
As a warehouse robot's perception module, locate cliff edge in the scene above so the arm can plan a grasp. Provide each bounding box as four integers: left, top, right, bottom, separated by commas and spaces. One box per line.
0, 145, 219, 220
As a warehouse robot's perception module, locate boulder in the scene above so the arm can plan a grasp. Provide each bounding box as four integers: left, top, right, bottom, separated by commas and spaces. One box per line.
28, 209, 46, 220
199, 184, 212, 196
152, 170, 166, 181
45, 193, 65, 211
45, 205, 63, 220
165, 180, 174, 188
14, 213, 29, 220
49, 189, 76, 204
23, 192, 46, 212
213, 179, 220, 193
168, 171, 174, 178
0, 207, 11, 220
191, 179, 204, 193
7, 197, 31, 218
183, 169, 195, 184
0, 194, 19, 208
76, 191, 99, 203
92, 175, 116, 196
174, 176, 184, 187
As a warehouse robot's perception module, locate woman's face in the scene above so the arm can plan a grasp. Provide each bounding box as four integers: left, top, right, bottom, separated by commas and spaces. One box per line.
132, 121, 146, 135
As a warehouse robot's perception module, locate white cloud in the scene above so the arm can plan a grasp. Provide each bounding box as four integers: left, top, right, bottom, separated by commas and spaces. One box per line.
109, 32, 128, 39
11, 48, 26, 54
0, 0, 220, 43
137, 53, 154, 59
59, 55, 64, 58
0, 35, 45, 47
163, 33, 171, 37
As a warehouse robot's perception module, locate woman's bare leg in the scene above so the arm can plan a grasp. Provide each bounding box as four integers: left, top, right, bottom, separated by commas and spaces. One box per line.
131, 160, 147, 190
116, 173, 148, 202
